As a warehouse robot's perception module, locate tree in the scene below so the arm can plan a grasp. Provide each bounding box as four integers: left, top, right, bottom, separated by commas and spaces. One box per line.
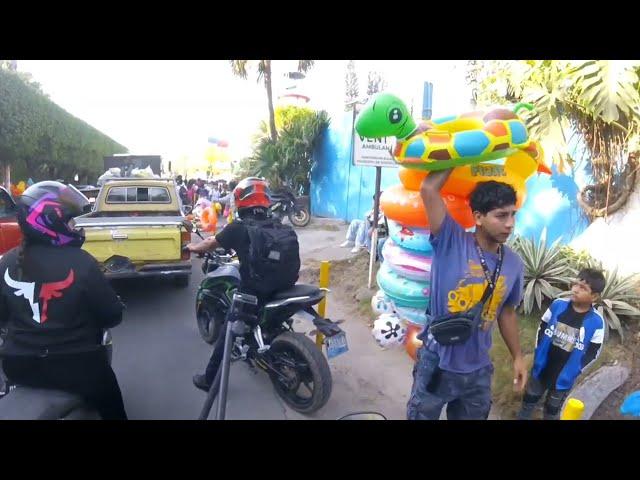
345, 60, 359, 106
366, 70, 387, 96
0, 67, 127, 184
235, 106, 330, 195
230, 60, 315, 143
470, 60, 640, 219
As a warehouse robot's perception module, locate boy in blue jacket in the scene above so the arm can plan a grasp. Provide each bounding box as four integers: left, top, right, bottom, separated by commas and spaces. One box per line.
517, 268, 606, 420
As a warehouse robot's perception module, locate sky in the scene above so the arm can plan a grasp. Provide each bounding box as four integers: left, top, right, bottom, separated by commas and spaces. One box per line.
17, 60, 472, 169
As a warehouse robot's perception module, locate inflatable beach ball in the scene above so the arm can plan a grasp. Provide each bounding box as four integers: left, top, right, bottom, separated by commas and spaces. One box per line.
371, 290, 395, 316
372, 314, 407, 349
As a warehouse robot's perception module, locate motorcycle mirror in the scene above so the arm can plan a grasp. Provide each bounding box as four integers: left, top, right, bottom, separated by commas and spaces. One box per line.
337, 412, 387, 420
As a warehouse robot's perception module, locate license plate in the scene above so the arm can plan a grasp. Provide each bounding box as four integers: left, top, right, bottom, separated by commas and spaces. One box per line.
325, 332, 349, 359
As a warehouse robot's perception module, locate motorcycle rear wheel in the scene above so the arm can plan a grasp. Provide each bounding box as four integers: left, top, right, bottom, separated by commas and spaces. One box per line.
267, 332, 332, 414
197, 304, 225, 345
288, 207, 310, 227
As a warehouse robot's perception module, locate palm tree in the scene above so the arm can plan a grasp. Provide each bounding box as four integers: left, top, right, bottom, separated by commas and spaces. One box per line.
230, 60, 315, 142
469, 60, 640, 218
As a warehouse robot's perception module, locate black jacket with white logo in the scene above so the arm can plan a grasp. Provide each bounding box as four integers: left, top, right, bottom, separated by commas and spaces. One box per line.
0, 244, 123, 356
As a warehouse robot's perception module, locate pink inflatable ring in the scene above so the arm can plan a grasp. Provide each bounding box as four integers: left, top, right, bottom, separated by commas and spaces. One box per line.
382, 238, 432, 282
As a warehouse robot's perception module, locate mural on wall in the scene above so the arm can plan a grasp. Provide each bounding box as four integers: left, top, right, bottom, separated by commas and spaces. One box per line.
514, 165, 589, 244
514, 136, 592, 244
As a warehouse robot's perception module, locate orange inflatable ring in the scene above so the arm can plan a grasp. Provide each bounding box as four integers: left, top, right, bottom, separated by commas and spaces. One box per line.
380, 184, 474, 229
201, 206, 218, 233
397, 147, 552, 209
404, 323, 424, 361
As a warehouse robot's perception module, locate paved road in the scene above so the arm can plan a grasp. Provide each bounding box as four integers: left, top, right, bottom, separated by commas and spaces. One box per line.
110, 217, 414, 420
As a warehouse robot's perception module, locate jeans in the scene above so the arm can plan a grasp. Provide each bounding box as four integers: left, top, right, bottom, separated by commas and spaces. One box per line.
517, 375, 569, 420
345, 219, 370, 249
407, 346, 493, 420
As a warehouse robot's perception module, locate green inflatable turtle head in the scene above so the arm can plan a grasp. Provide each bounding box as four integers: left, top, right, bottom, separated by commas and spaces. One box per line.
355, 93, 417, 140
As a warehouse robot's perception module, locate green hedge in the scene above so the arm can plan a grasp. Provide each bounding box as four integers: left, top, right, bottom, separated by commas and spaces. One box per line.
0, 67, 127, 183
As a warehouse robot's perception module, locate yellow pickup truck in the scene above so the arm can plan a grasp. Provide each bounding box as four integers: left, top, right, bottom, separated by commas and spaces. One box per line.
74, 178, 193, 287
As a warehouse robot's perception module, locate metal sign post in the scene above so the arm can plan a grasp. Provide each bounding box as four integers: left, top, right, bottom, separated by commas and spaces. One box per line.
352, 131, 397, 289
368, 167, 382, 288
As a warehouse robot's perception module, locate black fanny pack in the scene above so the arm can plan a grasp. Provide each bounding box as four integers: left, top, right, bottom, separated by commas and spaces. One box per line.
422, 240, 504, 346
426, 302, 484, 346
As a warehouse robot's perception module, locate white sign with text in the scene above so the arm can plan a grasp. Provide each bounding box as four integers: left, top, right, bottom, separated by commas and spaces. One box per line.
353, 135, 398, 168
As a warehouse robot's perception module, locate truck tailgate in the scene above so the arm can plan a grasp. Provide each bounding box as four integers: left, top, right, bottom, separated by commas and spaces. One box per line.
76, 217, 186, 263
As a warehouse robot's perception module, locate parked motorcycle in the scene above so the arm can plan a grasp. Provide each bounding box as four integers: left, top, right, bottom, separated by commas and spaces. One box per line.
269, 187, 311, 227
195, 246, 348, 416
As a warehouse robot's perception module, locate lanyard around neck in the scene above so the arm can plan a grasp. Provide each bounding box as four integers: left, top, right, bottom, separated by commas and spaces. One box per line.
473, 236, 504, 294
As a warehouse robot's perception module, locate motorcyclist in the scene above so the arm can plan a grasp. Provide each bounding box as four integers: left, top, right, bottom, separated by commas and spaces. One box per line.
188, 177, 298, 392
0, 181, 127, 420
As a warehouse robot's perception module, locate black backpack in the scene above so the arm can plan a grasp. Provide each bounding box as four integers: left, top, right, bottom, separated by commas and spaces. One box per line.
243, 219, 300, 296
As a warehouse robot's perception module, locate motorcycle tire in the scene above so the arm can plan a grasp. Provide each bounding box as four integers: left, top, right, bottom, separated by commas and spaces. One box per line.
197, 304, 225, 345
288, 207, 310, 227
267, 331, 332, 414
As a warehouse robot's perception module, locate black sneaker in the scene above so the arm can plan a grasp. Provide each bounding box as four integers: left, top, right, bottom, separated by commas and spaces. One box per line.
193, 374, 211, 392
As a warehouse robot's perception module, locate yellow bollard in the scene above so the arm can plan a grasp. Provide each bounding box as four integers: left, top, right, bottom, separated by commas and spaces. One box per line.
316, 261, 330, 349
560, 398, 585, 420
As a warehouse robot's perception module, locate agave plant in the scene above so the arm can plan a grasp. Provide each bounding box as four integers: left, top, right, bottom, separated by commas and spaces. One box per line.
559, 261, 640, 340
508, 232, 576, 315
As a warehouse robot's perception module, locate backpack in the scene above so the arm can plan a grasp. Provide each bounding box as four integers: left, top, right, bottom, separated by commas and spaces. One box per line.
243, 219, 300, 296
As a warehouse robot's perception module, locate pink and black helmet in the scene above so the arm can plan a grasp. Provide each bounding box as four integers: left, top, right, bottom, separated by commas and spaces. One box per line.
16, 181, 89, 247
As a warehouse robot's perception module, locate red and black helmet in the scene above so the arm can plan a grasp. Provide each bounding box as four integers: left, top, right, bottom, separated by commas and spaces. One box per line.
233, 177, 271, 212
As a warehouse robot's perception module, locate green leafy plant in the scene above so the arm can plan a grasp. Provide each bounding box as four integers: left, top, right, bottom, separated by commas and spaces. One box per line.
230, 60, 315, 142
236, 108, 330, 195
0, 67, 126, 183
468, 60, 640, 217
508, 233, 576, 314
558, 245, 603, 271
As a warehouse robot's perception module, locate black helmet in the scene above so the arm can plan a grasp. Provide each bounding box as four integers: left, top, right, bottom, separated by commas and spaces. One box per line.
17, 181, 89, 247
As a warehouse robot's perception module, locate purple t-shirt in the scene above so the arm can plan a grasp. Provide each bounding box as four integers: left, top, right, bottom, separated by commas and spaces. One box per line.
424, 214, 524, 373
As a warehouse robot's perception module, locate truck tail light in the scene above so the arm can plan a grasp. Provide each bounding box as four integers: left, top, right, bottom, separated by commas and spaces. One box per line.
181, 230, 191, 260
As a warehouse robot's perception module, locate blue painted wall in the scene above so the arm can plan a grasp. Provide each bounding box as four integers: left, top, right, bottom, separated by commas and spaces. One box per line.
514, 135, 592, 244
312, 112, 593, 245
310, 111, 400, 222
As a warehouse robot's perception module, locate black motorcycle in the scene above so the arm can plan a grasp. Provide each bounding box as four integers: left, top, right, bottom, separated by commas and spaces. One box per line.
0, 329, 114, 420
195, 248, 348, 415
269, 187, 311, 227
